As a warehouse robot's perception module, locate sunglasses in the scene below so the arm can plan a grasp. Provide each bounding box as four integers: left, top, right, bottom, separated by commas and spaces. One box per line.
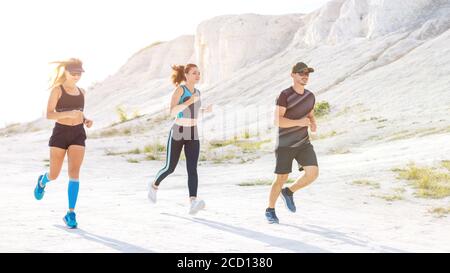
69, 71, 82, 77
296, 72, 310, 77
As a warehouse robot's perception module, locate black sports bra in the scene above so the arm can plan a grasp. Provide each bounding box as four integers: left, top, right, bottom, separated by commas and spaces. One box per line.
55, 85, 84, 112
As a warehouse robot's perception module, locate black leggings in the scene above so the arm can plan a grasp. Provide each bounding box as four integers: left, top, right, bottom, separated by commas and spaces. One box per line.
154, 125, 200, 197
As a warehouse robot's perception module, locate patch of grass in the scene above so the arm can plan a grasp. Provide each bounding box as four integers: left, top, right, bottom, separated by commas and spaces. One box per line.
179, 153, 186, 161
387, 126, 450, 141
126, 158, 140, 164
208, 138, 270, 153
314, 101, 330, 118
376, 125, 386, 129
128, 148, 141, 155
42, 158, 50, 167
389, 130, 421, 141
105, 150, 122, 156
1, 122, 43, 136
388, 130, 414, 141
143, 143, 166, 154
429, 207, 450, 218
238, 178, 295, 186
442, 160, 450, 172
1, 123, 20, 135
145, 154, 161, 161
116, 105, 129, 123
211, 152, 238, 164
4, 122, 20, 129
132, 110, 141, 120
149, 113, 171, 124
321, 130, 337, 138
105, 148, 141, 156
109, 106, 146, 127
209, 138, 239, 148
392, 187, 406, 194
202, 138, 271, 163
310, 130, 344, 141
105, 112, 169, 135
95, 128, 133, 138
350, 180, 380, 189
417, 126, 450, 137
141, 142, 166, 161
235, 139, 271, 153
393, 163, 450, 199
368, 135, 383, 141
335, 106, 351, 117
373, 194, 403, 202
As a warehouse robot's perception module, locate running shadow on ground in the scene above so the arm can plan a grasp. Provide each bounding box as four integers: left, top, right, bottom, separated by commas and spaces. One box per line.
161, 213, 328, 253
54, 225, 154, 253
280, 223, 406, 253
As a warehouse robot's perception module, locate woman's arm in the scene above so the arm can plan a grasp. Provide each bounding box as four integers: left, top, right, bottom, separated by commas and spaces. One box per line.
200, 104, 213, 113
79, 88, 93, 128
83, 115, 93, 128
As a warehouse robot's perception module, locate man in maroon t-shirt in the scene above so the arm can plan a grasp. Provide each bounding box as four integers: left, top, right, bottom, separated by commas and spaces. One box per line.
265, 62, 319, 224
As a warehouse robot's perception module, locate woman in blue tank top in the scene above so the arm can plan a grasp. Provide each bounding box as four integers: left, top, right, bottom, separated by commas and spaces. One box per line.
148, 64, 212, 215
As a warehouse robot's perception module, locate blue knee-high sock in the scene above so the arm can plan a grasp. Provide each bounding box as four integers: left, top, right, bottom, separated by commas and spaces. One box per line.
68, 179, 80, 210
41, 172, 51, 186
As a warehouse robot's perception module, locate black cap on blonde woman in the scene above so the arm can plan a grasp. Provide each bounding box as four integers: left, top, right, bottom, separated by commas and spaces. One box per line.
66, 63, 85, 73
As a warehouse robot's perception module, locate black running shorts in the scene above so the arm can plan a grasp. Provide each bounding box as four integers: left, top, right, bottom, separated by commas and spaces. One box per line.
275, 142, 318, 174
49, 123, 86, 150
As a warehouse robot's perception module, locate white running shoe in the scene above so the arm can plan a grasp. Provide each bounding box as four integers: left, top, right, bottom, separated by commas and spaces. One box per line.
189, 199, 205, 215
148, 184, 158, 204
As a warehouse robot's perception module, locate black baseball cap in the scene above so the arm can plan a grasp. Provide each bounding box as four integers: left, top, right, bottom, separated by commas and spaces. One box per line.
66, 63, 85, 73
292, 62, 314, 73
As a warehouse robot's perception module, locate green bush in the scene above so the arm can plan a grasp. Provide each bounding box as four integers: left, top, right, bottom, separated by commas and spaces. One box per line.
314, 101, 330, 118
116, 105, 129, 123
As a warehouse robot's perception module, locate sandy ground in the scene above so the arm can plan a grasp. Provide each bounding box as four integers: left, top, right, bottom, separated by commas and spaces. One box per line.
0, 128, 449, 253
1, 1, 449, 253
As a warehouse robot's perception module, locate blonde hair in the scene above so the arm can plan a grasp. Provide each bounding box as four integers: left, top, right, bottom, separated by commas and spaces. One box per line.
48, 58, 83, 90
171, 64, 198, 86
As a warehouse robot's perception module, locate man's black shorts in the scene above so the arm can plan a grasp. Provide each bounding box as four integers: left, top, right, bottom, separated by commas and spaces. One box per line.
275, 142, 318, 174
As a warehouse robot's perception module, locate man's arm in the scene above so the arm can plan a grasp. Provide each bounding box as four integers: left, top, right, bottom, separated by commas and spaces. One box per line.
275, 105, 311, 128
307, 109, 317, 132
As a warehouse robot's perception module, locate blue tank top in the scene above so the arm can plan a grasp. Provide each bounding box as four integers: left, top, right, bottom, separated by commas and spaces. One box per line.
177, 85, 201, 119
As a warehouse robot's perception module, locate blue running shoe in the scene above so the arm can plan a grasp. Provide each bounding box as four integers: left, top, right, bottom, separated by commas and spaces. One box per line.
63, 211, 78, 229
34, 175, 45, 200
265, 208, 279, 224
281, 188, 296, 213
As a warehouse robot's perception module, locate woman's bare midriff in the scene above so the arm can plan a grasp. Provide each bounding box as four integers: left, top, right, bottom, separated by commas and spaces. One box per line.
56, 117, 84, 126
175, 118, 197, 127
